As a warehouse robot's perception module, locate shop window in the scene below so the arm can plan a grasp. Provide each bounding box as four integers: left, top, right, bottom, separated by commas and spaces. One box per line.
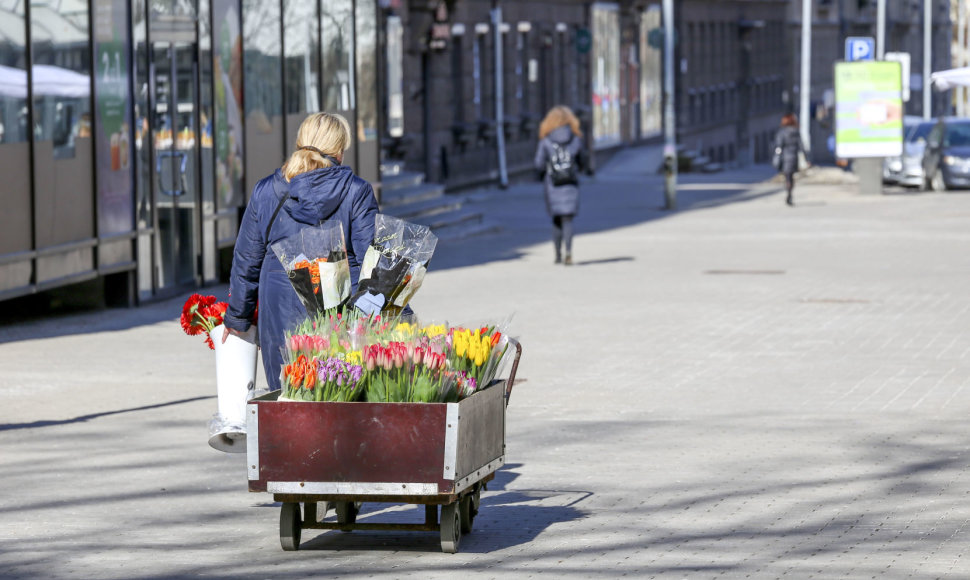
639, 5, 662, 137
355, 0, 377, 144
387, 15, 405, 138
283, 0, 321, 118
321, 0, 354, 115
243, 0, 283, 194
31, 0, 91, 159
591, 3, 620, 147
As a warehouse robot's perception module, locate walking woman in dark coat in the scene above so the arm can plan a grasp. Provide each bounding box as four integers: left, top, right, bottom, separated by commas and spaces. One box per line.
221, 112, 379, 390
535, 105, 586, 265
774, 113, 806, 206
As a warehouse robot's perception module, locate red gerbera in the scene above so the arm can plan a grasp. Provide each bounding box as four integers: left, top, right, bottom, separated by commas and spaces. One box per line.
180, 293, 228, 350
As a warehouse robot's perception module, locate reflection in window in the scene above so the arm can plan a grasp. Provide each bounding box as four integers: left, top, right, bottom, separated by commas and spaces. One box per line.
322, 0, 354, 114
243, 0, 281, 124
386, 15, 404, 138
213, 0, 244, 211
30, 0, 91, 157
355, 0, 376, 142
639, 5, 661, 137
283, 0, 320, 115
591, 3, 620, 146
0, 0, 28, 144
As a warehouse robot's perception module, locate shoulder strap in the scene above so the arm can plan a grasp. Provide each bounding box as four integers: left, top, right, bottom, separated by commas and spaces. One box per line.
265, 178, 290, 241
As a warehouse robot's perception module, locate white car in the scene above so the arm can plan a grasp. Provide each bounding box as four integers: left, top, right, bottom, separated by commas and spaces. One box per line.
884, 119, 934, 188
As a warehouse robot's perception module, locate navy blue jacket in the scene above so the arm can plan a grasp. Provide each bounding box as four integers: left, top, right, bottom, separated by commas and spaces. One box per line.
224, 165, 379, 390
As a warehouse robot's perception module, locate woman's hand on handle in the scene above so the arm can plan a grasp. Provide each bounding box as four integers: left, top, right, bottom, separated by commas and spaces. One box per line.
221, 326, 246, 343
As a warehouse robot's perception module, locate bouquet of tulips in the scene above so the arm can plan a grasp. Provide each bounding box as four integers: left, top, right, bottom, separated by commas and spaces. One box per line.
271, 221, 351, 317
447, 323, 511, 394
276, 312, 511, 403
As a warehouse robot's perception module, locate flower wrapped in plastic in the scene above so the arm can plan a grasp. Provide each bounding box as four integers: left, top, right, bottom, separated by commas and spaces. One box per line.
446, 320, 513, 398
350, 215, 437, 317
270, 221, 350, 317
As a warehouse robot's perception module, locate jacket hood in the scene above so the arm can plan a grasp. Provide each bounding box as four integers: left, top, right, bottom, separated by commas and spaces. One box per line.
548, 124, 577, 144
275, 165, 354, 225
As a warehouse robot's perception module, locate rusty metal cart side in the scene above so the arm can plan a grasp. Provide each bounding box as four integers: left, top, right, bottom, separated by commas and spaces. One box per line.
246, 340, 522, 553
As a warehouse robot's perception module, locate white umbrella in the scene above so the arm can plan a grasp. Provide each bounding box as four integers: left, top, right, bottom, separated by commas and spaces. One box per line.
931, 66, 970, 91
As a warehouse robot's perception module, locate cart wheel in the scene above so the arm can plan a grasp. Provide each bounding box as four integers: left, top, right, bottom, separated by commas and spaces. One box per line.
459, 495, 475, 534
440, 502, 461, 553
470, 485, 481, 515
336, 501, 359, 526
279, 502, 301, 551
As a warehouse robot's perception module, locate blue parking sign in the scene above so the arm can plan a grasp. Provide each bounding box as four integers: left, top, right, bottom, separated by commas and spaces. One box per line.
845, 37, 875, 61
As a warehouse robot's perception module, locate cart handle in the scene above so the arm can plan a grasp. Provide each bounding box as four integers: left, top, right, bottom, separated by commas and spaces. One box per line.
504, 338, 523, 407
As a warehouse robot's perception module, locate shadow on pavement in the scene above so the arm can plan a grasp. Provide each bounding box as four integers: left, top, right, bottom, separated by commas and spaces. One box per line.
0, 395, 214, 431
0, 150, 780, 340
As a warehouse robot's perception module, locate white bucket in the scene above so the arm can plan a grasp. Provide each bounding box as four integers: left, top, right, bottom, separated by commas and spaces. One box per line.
208, 323, 258, 453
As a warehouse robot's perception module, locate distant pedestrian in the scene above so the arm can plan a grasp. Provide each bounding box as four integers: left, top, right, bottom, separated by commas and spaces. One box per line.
774, 113, 806, 206
535, 105, 587, 265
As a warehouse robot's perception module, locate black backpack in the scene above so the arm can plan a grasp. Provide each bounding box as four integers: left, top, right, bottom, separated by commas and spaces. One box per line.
547, 138, 578, 187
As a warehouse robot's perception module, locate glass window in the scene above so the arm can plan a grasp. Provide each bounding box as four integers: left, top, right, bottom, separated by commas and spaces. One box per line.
0, 0, 28, 144
386, 15, 404, 137
243, 0, 282, 195
243, 0, 282, 121
591, 3, 620, 147
639, 5, 661, 137
321, 0, 354, 114
355, 0, 377, 142
31, 0, 91, 158
283, 0, 320, 116
212, 0, 244, 212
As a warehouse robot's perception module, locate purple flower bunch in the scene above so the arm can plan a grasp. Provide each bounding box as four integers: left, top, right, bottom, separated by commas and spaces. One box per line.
315, 356, 365, 402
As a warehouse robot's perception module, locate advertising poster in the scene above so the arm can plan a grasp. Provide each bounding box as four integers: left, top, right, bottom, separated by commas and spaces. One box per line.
834, 61, 904, 158
212, 0, 244, 211
93, 0, 133, 235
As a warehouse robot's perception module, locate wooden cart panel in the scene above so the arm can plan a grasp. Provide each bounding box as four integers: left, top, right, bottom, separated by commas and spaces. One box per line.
247, 381, 506, 497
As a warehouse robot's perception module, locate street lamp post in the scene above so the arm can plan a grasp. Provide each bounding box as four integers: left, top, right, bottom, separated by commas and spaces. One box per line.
661, 0, 676, 210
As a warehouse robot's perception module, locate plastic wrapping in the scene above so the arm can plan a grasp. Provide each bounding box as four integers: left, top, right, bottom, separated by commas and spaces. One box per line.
351, 215, 437, 316
270, 221, 350, 316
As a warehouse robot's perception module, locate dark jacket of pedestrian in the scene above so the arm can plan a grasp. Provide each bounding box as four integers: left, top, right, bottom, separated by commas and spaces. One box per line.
223, 113, 378, 391
535, 123, 585, 216
774, 124, 803, 176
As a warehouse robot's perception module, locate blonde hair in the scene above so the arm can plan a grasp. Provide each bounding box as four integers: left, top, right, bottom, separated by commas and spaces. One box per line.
282, 112, 352, 181
538, 105, 582, 140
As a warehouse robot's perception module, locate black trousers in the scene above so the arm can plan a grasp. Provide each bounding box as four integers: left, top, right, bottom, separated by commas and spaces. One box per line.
553, 214, 574, 255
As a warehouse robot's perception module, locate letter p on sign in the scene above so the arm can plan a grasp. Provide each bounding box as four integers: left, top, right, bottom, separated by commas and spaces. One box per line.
846, 37, 875, 62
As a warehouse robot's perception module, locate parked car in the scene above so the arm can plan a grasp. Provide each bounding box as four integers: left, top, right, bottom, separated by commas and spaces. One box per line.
883, 117, 934, 187
921, 117, 970, 191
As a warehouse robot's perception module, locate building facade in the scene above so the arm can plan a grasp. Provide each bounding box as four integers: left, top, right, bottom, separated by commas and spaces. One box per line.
0, 0, 382, 304
382, 0, 791, 188
789, 0, 952, 163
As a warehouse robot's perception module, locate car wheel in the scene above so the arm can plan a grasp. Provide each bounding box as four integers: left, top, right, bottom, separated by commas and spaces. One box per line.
931, 169, 948, 192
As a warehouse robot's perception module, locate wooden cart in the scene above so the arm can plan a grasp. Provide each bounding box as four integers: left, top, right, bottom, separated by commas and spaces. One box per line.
246, 341, 522, 553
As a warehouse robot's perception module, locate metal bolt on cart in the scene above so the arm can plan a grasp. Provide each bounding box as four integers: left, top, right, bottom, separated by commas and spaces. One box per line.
246, 340, 523, 553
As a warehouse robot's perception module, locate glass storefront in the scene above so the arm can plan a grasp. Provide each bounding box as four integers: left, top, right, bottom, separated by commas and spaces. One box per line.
591, 3, 620, 147
639, 5, 662, 138
0, 0, 382, 304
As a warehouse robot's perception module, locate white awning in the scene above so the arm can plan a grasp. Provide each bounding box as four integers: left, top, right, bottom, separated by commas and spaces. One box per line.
0, 63, 90, 99
930, 66, 970, 91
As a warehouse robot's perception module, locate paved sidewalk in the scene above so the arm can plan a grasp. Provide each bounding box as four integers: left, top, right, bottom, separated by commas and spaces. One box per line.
2, 148, 970, 578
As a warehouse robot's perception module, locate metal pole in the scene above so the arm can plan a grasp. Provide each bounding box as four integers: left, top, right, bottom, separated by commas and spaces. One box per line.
661, 0, 676, 210
876, 0, 885, 60
491, 7, 509, 188
955, 2, 967, 117
799, 0, 811, 158
923, 0, 931, 120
